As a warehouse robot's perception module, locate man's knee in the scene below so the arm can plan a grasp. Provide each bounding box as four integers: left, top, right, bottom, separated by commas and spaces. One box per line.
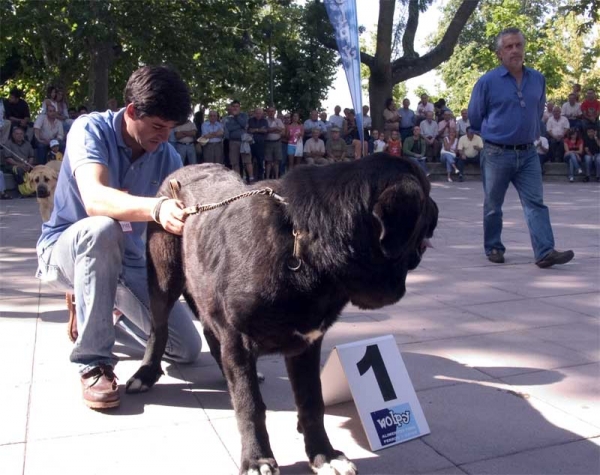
79, 217, 125, 257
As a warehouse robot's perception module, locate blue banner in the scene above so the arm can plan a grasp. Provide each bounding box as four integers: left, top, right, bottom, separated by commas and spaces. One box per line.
325, 0, 364, 148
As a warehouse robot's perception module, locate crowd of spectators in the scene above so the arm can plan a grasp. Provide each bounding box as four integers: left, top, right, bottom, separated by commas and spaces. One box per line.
2, 82, 599, 199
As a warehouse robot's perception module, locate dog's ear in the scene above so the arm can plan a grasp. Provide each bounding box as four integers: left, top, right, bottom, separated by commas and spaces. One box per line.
373, 175, 425, 259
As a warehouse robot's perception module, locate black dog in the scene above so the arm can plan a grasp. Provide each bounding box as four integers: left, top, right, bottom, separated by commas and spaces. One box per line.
126, 155, 438, 475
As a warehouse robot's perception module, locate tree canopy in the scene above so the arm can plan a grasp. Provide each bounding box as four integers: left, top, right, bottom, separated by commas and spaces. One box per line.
0, 0, 337, 117
431, 0, 600, 110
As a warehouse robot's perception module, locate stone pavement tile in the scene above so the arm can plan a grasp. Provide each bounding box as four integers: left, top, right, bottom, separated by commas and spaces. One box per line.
0, 443, 25, 475
26, 362, 207, 441
418, 382, 600, 466
461, 298, 598, 331
500, 363, 600, 429
424, 467, 467, 475
514, 322, 600, 361
544, 292, 600, 319
0, 316, 36, 386
210, 404, 456, 475
461, 437, 600, 475
401, 330, 595, 379
23, 421, 239, 475
0, 385, 29, 445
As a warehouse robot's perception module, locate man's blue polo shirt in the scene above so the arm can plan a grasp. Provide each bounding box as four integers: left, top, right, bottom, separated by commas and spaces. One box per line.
468, 65, 546, 145
37, 109, 182, 267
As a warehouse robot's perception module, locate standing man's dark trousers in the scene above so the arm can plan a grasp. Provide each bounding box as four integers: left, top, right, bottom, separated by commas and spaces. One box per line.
250, 141, 265, 181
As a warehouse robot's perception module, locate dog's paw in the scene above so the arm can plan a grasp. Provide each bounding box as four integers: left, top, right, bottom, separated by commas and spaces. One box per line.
125, 365, 163, 394
244, 458, 280, 475
310, 453, 357, 475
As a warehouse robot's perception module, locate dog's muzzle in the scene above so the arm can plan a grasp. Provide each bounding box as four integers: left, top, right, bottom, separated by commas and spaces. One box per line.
36, 185, 50, 199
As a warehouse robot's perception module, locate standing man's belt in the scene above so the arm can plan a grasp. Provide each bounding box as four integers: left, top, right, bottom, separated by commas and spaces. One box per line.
485, 141, 533, 150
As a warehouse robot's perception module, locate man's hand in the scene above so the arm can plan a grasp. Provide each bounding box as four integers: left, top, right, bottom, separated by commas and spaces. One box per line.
158, 199, 189, 235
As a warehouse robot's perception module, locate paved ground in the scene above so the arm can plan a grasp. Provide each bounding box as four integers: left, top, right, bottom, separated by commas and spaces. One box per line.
1, 180, 599, 475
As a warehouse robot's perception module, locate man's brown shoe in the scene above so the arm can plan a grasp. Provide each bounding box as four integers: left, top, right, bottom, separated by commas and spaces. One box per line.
488, 249, 505, 264
66, 293, 78, 343
536, 249, 574, 269
81, 365, 120, 409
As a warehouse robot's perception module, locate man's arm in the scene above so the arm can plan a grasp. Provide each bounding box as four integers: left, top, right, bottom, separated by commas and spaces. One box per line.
468, 78, 487, 133
75, 163, 188, 235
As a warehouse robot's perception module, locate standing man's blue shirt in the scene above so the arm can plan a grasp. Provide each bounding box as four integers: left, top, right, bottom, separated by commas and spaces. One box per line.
400, 108, 416, 129
37, 109, 182, 267
468, 65, 545, 145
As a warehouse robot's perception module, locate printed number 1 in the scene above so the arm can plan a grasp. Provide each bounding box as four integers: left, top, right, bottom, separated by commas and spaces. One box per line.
356, 344, 397, 402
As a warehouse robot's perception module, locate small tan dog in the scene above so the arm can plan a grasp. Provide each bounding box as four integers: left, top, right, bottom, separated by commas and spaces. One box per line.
28, 162, 61, 222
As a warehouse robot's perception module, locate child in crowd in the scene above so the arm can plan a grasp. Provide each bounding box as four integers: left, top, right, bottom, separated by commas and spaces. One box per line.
46, 139, 63, 162
386, 130, 402, 157
371, 130, 387, 154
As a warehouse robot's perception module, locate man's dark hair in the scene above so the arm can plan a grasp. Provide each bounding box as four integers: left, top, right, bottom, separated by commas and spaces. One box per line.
12, 126, 25, 134
231, 100, 240, 106
68, 107, 76, 113
9, 87, 23, 99
124, 65, 191, 125
78, 105, 89, 113
466, 126, 472, 132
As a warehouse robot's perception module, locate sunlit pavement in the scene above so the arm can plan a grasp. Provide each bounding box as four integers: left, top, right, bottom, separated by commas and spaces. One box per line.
1, 180, 599, 475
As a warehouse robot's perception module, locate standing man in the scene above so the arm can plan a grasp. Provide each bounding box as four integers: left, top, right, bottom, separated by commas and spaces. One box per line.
35, 66, 202, 410
200, 110, 224, 164
399, 98, 416, 142
248, 107, 268, 181
303, 110, 325, 141
456, 109, 470, 137
225, 100, 251, 178
581, 89, 599, 132
265, 106, 284, 179
420, 111, 440, 161
328, 105, 344, 130
172, 118, 197, 165
468, 27, 573, 268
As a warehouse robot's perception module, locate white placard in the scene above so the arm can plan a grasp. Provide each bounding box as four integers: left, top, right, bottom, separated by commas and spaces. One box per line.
321, 335, 430, 451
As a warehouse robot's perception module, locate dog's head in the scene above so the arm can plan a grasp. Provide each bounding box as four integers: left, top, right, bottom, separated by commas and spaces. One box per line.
28, 165, 59, 199
345, 157, 438, 309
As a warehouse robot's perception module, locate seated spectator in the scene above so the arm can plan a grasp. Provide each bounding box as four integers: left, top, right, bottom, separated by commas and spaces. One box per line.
434, 98, 451, 122
0, 172, 10, 199
546, 105, 570, 162
542, 101, 554, 123
40, 85, 58, 115
4, 88, 32, 140
107, 98, 119, 112
420, 111, 440, 161
303, 128, 329, 165
440, 129, 460, 182
437, 110, 457, 139
415, 93, 434, 125
561, 93, 582, 130
46, 139, 63, 162
285, 112, 303, 170
581, 89, 599, 132
399, 98, 416, 141
303, 110, 325, 141
534, 135, 550, 172
67, 107, 78, 121
173, 119, 197, 165
386, 130, 402, 157
33, 104, 64, 165
402, 125, 428, 175
2, 126, 35, 197
265, 106, 284, 178
456, 109, 470, 137
248, 107, 268, 180
371, 130, 386, 153
54, 89, 69, 122
325, 127, 348, 162
382, 98, 400, 140
583, 127, 600, 182
200, 110, 224, 164
0, 98, 10, 144
456, 127, 483, 182
77, 105, 89, 115
328, 105, 344, 130
563, 128, 584, 182
342, 109, 362, 159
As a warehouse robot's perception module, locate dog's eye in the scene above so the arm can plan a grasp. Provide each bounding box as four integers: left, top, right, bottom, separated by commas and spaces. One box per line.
44, 177, 49, 183
35, 177, 40, 183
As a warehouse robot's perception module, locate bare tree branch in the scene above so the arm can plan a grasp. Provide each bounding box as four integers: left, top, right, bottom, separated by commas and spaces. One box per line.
391, 0, 480, 83
402, 0, 420, 59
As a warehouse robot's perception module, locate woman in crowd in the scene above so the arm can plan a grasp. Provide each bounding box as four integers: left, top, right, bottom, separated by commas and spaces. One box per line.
40, 85, 58, 115
563, 128, 584, 182
382, 98, 400, 140
285, 112, 303, 170
440, 128, 460, 182
342, 109, 362, 159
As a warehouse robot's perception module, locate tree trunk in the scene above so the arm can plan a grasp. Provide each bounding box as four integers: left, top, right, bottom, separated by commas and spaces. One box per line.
88, 41, 113, 112
369, 71, 393, 134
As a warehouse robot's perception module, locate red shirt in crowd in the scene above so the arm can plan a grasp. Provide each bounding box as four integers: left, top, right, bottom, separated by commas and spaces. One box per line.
387, 139, 402, 157
581, 99, 600, 121
564, 136, 583, 152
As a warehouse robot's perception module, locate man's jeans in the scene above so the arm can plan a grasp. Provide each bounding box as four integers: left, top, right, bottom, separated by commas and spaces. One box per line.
456, 154, 480, 176
584, 153, 600, 178
481, 144, 555, 261
36, 216, 202, 375
175, 142, 197, 166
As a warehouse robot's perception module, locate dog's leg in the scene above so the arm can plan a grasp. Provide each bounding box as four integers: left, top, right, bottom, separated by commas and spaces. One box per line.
221, 333, 279, 475
285, 339, 357, 475
126, 225, 184, 394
